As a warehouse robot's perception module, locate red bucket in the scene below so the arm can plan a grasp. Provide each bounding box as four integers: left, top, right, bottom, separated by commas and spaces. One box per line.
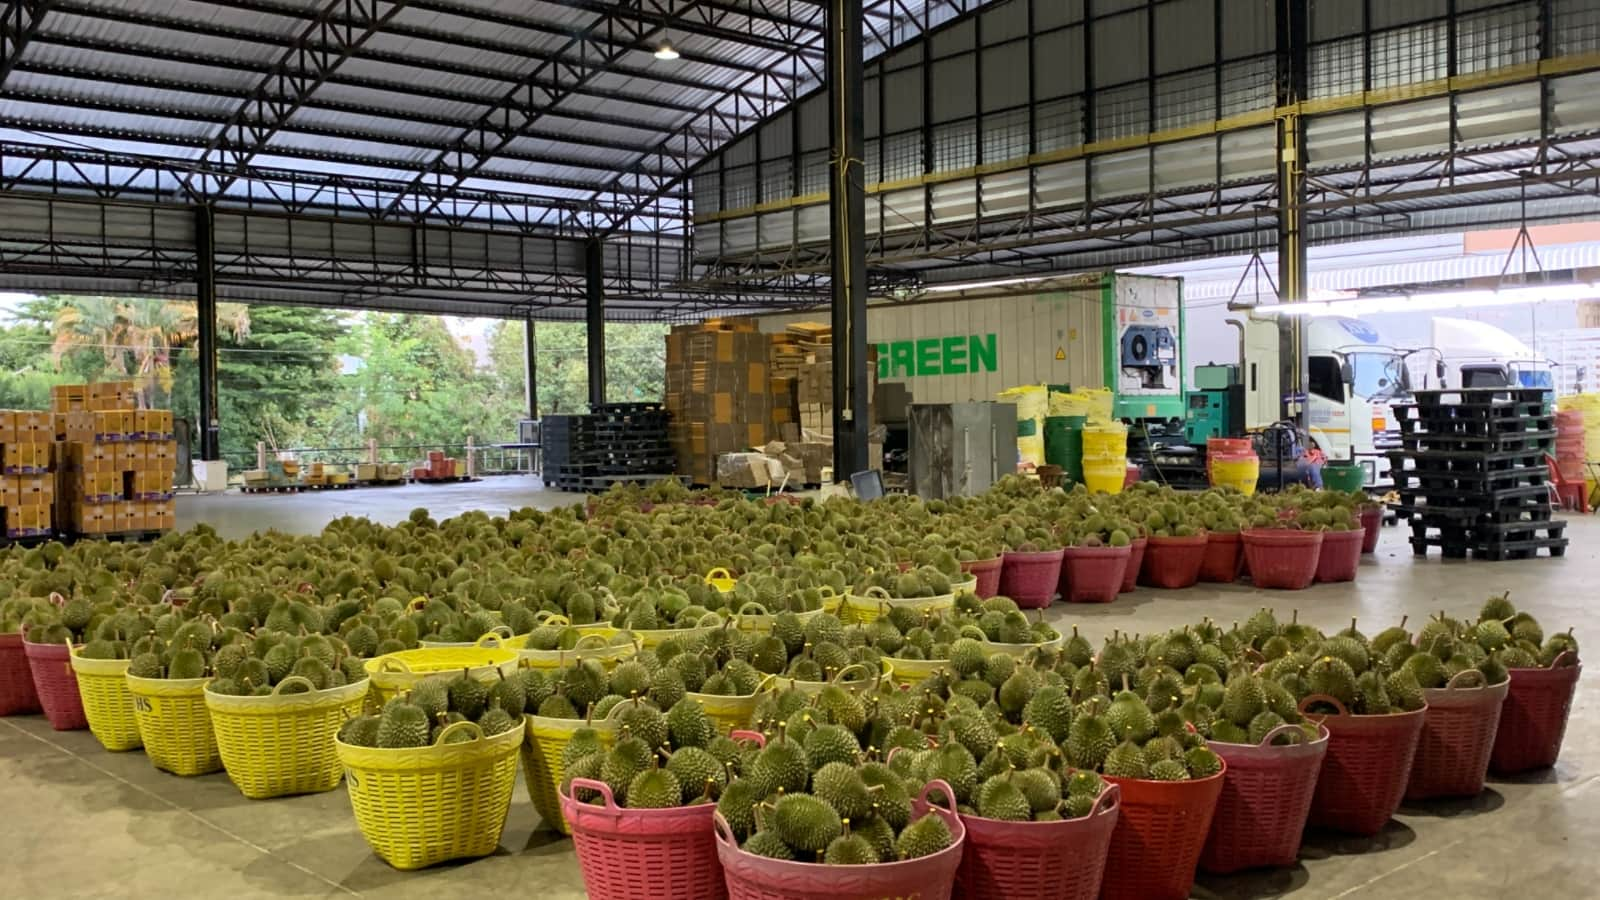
1491, 653, 1582, 774
1314, 528, 1365, 583
562, 778, 727, 900
0, 632, 41, 716
23, 639, 86, 730
1100, 766, 1226, 900
1060, 546, 1130, 604
961, 557, 1003, 599
999, 550, 1064, 610
1138, 534, 1209, 590
1407, 672, 1509, 800
1197, 532, 1243, 584
933, 784, 1119, 900
1119, 538, 1147, 594
1241, 530, 1324, 590
1359, 506, 1382, 553
715, 781, 965, 900
1201, 724, 1328, 875
1301, 695, 1425, 836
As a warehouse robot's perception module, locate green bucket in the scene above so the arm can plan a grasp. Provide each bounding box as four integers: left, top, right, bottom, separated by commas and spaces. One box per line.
1044, 415, 1087, 485
1323, 463, 1367, 493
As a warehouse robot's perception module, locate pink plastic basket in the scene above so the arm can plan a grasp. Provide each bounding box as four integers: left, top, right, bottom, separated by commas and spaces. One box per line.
1407, 672, 1509, 800
1241, 530, 1324, 590
1197, 532, 1242, 583
1100, 766, 1226, 900
1359, 506, 1382, 553
0, 632, 41, 716
23, 639, 86, 730
1059, 546, 1130, 604
1314, 528, 1365, 583
1201, 724, 1328, 875
930, 784, 1119, 900
999, 550, 1064, 609
1491, 653, 1581, 775
961, 558, 1003, 599
562, 778, 726, 900
1301, 695, 1425, 836
1138, 534, 1209, 590
1119, 538, 1147, 593
714, 781, 965, 900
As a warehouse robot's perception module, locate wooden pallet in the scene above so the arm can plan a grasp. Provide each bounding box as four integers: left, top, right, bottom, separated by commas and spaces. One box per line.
68, 529, 169, 544
408, 475, 480, 484
240, 483, 304, 493
354, 478, 406, 487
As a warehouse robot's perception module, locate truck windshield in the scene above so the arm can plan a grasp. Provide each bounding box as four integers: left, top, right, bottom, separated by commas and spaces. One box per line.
1349, 352, 1408, 400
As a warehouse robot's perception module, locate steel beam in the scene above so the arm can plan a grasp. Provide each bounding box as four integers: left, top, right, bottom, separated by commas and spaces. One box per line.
586, 238, 607, 407
525, 316, 539, 419
828, 0, 868, 479
0, 0, 54, 88
195, 206, 221, 462
1276, 0, 1309, 422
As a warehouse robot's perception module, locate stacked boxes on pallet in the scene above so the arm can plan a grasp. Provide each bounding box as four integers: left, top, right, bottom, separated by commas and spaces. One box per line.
664, 320, 787, 486
52, 382, 177, 536
414, 451, 458, 480
0, 409, 56, 538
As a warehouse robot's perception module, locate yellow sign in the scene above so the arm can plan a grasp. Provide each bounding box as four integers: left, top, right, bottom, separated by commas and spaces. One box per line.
1055, 346, 1066, 361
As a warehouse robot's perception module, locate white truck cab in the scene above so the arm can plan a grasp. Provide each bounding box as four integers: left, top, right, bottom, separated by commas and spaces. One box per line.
1431, 317, 1555, 392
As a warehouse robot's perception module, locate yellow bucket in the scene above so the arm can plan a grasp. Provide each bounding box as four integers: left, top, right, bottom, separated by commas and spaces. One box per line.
337, 721, 524, 870
839, 586, 956, 625
206, 676, 369, 800
70, 650, 141, 752
364, 646, 520, 707
1082, 424, 1128, 457
126, 674, 222, 776
1082, 457, 1127, 495
1211, 456, 1260, 495
521, 712, 617, 835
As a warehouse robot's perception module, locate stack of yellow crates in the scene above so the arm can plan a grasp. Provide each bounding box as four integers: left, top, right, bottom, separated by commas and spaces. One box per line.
0, 409, 56, 538
52, 382, 177, 535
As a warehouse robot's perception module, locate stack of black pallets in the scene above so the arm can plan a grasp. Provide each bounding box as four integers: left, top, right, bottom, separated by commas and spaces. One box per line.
1389, 387, 1566, 561
542, 403, 677, 493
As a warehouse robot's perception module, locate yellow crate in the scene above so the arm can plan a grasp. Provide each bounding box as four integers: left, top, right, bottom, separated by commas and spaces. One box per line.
206, 677, 369, 800
126, 674, 222, 776
69, 650, 142, 752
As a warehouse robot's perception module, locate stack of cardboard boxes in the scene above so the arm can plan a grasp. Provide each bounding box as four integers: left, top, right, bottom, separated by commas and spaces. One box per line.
664, 319, 795, 486
52, 382, 177, 535
0, 409, 56, 538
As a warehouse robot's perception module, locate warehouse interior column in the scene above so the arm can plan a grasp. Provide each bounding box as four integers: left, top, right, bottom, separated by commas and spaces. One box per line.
194, 205, 220, 462
524, 316, 538, 419
828, 0, 869, 478
585, 239, 606, 408
1276, 0, 1309, 426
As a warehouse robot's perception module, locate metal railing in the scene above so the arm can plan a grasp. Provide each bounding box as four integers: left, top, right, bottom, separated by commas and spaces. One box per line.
220, 442, 539, 479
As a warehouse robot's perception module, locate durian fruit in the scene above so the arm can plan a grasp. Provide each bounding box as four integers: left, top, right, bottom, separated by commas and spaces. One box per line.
895, 810, 954, 860
375, 698, 430, 749
769, 793, 842, 853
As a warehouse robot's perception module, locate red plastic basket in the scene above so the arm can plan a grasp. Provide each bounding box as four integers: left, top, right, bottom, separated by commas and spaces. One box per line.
714, 781, 965, 900
0, 632, 41, 716
1491, 653, 1582, 775
931, 784, 1119, 900
23, 639, 86, 730
1198, 532, 1242, 583
1359, 506, 1382, 553
1241, 530, 1324, 590
999, 550, 1064, 609
1201, 724, 1328, 874
1138, 534, 1208, 590
1407, 671, 1509, 800
562, 778, 727, 900
1059, 546, 1130, 604
1301, 695, 1425, 836
1314, 528, 1365, 583
961, 557, 1003, 599
1099, 765, 1226, 900
1119, 538, 1147, 593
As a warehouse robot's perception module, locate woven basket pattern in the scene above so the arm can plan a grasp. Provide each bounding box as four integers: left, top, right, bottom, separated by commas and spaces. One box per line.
1307, 705, 1426, 836
886, 655, 950, 686
765, 658, 892, 698
1100, 769, 1226, 900
1241, 530, 1324, 590
363, 648, 520, 706
522, 713, 618, 835
126, 675, 222, 776
1407, 680, 1509, 800
1198, 532, 1243, 583
562, 779, 726, 900
1314, 528, 1365, 583
839, 590, 955, 625
520, 639, 636, 673
1061, 546, 1130, 604
0, 633, 41, 716
207, 679, 370, 799
684, 690, 759, 735
70, 652, 141, 751
337, 724, 523, 870
25, 640, 86, 730
940, 786, 1119, 900
733, 605, 829, 636
998, 550, 1064, 609
1491, 661, 1582, 774
1138, 534, 1209, 589
1201, 726, 1328, 874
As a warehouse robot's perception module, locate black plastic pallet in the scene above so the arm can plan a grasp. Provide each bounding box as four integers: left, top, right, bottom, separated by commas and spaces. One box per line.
1389, 447, 1552, 467
1395, 500, 1554, 524
1396, 481, 1553, 505
1408, 387, 1553, 407
1398, 430, 1555, 453
1409, 520, 1567, 560
1391, 470, 1551, 494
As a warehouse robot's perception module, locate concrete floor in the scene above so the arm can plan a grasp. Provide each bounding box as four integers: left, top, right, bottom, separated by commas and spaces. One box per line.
5, 482, 1596, 898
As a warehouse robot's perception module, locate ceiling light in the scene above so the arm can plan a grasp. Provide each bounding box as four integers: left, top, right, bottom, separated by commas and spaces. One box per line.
654, 42, 680, 61
1251, 282, 1598, 316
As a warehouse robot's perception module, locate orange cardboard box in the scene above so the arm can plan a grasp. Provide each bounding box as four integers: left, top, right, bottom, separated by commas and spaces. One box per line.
77, 471, 122, 500
133, 409, 174, 436
71, 502, 113, 534
146, 499, 176, 531
6, 473, 53, 506
67, 441, 118, 474
94, 410, 133, 438
3, 442, 50, 471
114, 501, 140, 532
118, 441, 143, 471
132, 470, 173, 497
147, 439, 176, 470
6, 505, 47, 534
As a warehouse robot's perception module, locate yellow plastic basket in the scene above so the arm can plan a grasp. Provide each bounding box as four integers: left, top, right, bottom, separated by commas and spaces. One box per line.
418, 626, 530, 650
731, 591, 835, 634
126, 673, 222, 776
337, 721, 524, 870
982, 633, 1066, 659
70, 650, 141, 752
206, 676, 369, 800
522, 712, 618, 835
684, 676, 773, 735
765, 658, 893, 698
363, 646, 520, 706
519, 632, 638, 673
704, 566, 737, 593
839, 586, 956, 625
885, 655, 952, 687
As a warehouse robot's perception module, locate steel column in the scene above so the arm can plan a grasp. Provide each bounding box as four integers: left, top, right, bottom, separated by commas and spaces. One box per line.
585, 238, 606, 408
195, 205, 220, 461
1276, 0, 1309, 423
524, 316, 538, 418
828, 0, 868, 479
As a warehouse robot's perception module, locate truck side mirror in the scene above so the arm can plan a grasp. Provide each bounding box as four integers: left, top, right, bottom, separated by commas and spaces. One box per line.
1436, 361, 1446, 378
1339, 359, 1354, 385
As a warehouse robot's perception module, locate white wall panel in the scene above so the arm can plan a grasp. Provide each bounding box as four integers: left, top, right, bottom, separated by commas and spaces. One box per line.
1550, 71, 1600, 136
1091, 148, 1151, 199
1035, 159, 1088, 210
1153, 138, 1217, 191
1369, 97, 1450, 159
1455, 83, 1541, 146
981, 169, 1032, 218
1219, 126, 1276, 181
1306, 111, 1367, 168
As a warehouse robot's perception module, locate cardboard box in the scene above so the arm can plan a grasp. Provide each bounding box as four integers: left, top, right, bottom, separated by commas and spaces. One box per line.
716, 452, 773, 489
147, 499, 176, 531
3, 442, 50, 472
50, 384, 87, 413
133, 409, 174, 437
356, 463, 378, 481
68, 501, 112, 534
65, 441, 118, 474
131, 470, 173, 498
5, 473, 54, 507
74, 471, 122, 501
117, 441, 142, 471
6, 504, 48, 535
148, 439, 176, 471
114, 501, 139, 532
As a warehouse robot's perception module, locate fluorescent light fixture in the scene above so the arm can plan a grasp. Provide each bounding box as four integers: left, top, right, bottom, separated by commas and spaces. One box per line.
922, 274, 1062, 293
1252, 282, 1598, 316
654, 42, 680, 60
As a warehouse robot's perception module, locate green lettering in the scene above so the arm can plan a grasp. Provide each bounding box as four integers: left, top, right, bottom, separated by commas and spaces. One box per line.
891, 341, 915, 377
875, 343, 889, 380
941, 336, 967, 374
915, 338, 939, 375
969, 333, 997, 373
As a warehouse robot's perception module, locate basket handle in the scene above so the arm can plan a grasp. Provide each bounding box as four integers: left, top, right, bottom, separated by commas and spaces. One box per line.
830, 663, 873, 685
543, 614, 572, 627
704, 567, 734, 583
1258, 723, 1310, 747
861, 586, 892, 600
753, 674, 777, 695
568, 777, 619, 811
406, 596, 428, 613
1549, 650, 1580, 670
1297, 693, 1350, 717
570, 634, 611, 653
730, 729, 768, 749
816, 585, 838, 600
475, 627, 513, 647
916, 779, 960, 817
1445, 668, 1487, 690
712, 811, 737, 848
736, 602, 771, 617
433, 720, 485, 745
375, 656, 413, 674
272, 675, 318, 696
1089, 782, 1121, 817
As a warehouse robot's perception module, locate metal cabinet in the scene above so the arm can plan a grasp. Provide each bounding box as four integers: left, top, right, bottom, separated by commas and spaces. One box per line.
909, 402, 1018, 499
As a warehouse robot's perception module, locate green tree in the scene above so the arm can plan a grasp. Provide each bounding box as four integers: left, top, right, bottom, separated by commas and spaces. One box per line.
485, 320, 668, 417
